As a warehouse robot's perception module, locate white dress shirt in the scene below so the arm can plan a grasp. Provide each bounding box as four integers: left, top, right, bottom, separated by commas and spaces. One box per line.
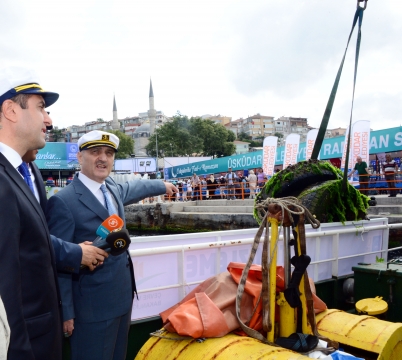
77, 172, 118, 210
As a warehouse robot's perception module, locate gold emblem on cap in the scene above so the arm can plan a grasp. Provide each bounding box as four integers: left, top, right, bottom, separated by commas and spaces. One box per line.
102, 135, 110, 141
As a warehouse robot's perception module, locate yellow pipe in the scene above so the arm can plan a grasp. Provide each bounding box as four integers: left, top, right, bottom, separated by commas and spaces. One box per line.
277, 292, 296, 337
316, 309, 402, 359
135, 332, 311, 360
267, 217, 278, 343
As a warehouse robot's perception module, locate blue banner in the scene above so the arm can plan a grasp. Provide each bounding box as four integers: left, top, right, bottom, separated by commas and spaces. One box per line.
38, 126, 402, 175
165, 126, 402, 179
35, 143, 79, 170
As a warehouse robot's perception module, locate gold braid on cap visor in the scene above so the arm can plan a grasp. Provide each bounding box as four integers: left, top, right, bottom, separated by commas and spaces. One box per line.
14, 83, 44, 92
79, 140, 117, 151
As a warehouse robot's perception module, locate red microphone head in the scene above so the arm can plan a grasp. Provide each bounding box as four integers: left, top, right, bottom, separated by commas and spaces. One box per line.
103, 214, 124, 231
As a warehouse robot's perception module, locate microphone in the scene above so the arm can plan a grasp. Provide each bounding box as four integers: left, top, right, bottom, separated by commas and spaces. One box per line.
80, 215, 126, 269
101, 229, 131, 256
80, 230, 131, 269
94, 214, 124, 242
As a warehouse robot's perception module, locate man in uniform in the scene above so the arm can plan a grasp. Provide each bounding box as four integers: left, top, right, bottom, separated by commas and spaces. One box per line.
46, 130, 177, 360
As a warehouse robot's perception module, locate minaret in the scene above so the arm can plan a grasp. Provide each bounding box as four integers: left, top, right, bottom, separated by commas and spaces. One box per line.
111, 94, 119, 130
148, 79, 156, 134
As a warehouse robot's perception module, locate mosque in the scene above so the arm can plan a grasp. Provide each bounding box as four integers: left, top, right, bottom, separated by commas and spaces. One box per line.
108, 80, 167, 156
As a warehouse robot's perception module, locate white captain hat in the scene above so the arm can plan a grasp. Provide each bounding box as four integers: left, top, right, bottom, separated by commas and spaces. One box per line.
0, 66, 59, 107
78, 130, 119, 152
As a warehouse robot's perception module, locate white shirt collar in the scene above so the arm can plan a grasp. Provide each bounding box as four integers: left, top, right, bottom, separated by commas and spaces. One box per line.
78, 172, 105, 194
0, 142, 23, 169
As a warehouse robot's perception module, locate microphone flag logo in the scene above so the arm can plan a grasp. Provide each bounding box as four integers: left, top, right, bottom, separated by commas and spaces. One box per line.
108, 218, 119, 228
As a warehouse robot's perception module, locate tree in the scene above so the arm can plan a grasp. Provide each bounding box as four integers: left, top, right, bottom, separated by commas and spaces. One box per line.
145, 114, 202, 157
145, 115, 236, 157
237, 131, 251, 141
188, 117, 236, 157
49, 128, 63, 142
105, 130, 134, 159
236, 131, 263, 148
274, 132, 284, 139
249, 139, 263, 147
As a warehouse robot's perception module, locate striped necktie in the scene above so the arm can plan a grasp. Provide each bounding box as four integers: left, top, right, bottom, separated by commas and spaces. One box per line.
18, 162, 35, 194
100, 184, 118, 216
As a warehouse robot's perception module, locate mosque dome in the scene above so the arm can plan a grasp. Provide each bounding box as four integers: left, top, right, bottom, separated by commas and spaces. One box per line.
133, 122, 150, 138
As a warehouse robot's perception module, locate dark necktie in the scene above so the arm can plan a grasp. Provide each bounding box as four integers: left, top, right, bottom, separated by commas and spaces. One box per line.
100, 184, 118, 216
18, 162, 35, 194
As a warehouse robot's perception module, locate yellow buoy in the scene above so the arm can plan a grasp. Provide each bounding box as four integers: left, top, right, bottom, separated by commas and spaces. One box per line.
316, 309, 402, 359
135, 331, 311, 360
355, 296, 388, 316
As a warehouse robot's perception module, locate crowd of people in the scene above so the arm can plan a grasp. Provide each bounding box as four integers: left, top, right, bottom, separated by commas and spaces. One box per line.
349, 155, 401, 196
170, 167, 269, 201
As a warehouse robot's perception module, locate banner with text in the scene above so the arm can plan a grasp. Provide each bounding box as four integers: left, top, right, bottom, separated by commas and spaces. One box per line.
351, 120, 371, 165
341, 126, 350, 171
283, 133, 300, 168
305, 129, 319, 161
35, 143, 79, 170
262, 136, 278, 176
162, 126, 402, 178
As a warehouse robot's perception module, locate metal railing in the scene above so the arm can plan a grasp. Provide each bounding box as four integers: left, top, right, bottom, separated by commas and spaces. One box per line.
129, 221, 402, 295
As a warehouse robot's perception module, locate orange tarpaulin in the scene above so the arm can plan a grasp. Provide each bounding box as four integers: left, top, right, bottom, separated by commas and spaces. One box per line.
160, 262, 326, 339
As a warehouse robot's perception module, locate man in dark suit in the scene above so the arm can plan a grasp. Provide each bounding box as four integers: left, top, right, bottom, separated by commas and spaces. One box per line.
23, 149, 109, 272
46, 130, 178, 360
0, 66, 63, 359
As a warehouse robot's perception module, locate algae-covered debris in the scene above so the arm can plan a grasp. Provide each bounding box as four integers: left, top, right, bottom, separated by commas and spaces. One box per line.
254, 160, 369, 224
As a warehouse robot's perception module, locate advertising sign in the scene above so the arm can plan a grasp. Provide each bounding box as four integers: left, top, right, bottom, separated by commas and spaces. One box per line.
341, 126, 350, 171
114, 158, 156, 173
262, 136, 278, 176
35, 143, 79, 170
351, 120, 371, 166
305, 129, 319, 161
283, 133, 300, 168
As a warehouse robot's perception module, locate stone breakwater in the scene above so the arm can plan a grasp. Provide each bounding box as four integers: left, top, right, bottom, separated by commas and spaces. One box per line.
124, 195, 402, 235
124, 199, 258, 232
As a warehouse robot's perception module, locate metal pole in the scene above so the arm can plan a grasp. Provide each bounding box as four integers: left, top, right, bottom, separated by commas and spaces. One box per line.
155, 128, 158, 173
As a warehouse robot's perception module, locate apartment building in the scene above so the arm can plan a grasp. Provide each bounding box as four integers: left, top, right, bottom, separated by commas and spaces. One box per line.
325, 127, 347, 138
201, 114, 232, 126
225, 118, 243, 138
242, 114, 275, 139
275, 116, 309, 141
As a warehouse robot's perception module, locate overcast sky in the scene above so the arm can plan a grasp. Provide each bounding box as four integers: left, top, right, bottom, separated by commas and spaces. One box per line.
1, 0, 401, 132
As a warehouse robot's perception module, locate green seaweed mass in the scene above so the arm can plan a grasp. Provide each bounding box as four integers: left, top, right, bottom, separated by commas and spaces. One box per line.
253, 160, 369, 224
297, 179, 369, 223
